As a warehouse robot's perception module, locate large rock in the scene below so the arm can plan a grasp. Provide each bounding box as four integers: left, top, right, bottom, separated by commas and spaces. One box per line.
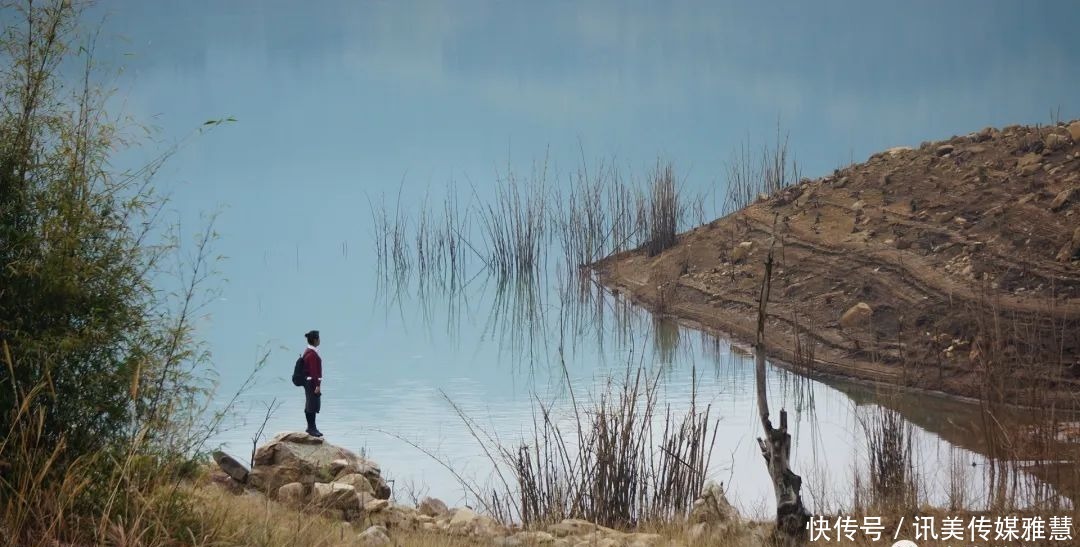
358, 525, 391, 546
971, 127, 995, 142
731, 241, 754, 263
268, 431, 325, 445
471, 515, 504, 538
364, 498, 390, 513
312, 482, 359, 512
1056, 226, 1080, 262
447, 508, 502, 537
249, 432, 389, 499
248, 464, 310, 496
277, 482, 307, 508
357, 490, 379, 508
334, 473, 375, 495
1046, 133, 1069, 150
689, 481, 738, 524
418, 496, 450, 517
212, 450, 250, 483
1050, 187, 1077, 212
365, 501, 422, 530
1017, 152, 1042, 168
448, 507, 480, 530
685, 482, 743, 545
364, 474, 391, 500
1069, 121, 1080, 143
840, 302, 873, 330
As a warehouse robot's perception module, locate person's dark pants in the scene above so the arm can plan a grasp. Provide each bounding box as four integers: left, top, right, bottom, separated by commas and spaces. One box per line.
304, 381, 321, 431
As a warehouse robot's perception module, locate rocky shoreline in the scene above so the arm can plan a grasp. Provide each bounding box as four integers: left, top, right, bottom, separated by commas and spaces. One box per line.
210, 432, 753, 546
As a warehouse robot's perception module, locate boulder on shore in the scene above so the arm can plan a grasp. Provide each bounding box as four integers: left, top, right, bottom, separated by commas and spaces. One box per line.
246, 432, 390, 500
418, 496, 450, 517
212, 450, 250, 483
358, 525, 391, 546
840, 302, 873, 330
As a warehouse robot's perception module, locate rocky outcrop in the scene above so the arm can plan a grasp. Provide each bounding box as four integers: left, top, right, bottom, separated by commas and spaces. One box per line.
210, 442, 761, 545
245, 432, 390, 499
211, 432, 393, 525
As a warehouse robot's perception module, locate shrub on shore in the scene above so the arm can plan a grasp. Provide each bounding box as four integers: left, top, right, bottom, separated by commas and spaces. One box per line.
0, 2, 225, 544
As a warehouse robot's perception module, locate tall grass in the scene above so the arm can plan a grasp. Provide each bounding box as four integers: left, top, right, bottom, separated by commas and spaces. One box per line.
855, 406, 919, 512
470, 362, 717, 529
723, 125, 800, 215
476, 161, 551, 282
644, 162, 679, 257
371, 158, 702, 295
555, 159, 632, 276
0, 366, 96, 546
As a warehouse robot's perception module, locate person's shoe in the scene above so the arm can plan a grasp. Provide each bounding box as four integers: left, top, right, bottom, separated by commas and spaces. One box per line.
306, 428, 324, 438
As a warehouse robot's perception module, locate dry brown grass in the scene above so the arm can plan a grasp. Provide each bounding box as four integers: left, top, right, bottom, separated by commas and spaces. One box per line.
179, 480, 480, 547
185, 479, 790, 547
133, 480, 1080, 546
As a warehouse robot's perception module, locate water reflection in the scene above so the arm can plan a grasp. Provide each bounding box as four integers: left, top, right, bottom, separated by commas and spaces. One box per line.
652, 315, 681, 369
364, 238, 1076, 516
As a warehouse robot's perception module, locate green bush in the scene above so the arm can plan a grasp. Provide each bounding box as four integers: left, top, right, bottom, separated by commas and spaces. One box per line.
0, 1, 224, 543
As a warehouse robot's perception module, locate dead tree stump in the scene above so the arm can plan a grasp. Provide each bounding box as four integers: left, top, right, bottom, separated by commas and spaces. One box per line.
754, 233, 810, 543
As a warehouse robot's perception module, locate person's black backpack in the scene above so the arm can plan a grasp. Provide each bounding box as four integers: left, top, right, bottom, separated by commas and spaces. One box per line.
292, 355, 306, 387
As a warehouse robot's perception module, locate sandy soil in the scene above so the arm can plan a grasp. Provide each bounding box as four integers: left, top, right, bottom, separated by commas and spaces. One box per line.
594, 121, 1080, 409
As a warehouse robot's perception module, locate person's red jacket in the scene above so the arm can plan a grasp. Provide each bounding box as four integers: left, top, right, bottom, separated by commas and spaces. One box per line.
303, 347, 322, 388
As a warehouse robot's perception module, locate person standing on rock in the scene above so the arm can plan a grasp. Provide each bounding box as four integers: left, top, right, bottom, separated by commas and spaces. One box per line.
302, 330, 324, 437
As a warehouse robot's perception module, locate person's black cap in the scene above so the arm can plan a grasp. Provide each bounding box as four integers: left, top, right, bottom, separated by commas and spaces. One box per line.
305, 330, 319, 339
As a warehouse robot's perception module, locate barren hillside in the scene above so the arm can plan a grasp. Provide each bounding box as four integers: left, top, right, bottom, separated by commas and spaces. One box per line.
595, 121, 1080, 408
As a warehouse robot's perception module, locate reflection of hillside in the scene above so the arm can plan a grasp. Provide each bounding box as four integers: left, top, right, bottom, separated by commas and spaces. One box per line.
840, 381, 975, 450
1027, 462, 1080, 504
823, 376, 1080, 503
826, 376, 1027, 456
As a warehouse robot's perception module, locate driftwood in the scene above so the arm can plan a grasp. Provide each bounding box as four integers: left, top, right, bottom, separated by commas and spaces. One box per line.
754, 236, 810, 541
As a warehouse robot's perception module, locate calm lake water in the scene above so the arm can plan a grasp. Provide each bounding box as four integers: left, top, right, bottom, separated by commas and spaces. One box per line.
77, 0, 1080, 516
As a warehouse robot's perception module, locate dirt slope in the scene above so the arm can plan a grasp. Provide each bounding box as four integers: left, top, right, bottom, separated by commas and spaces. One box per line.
595, 121, 1080, 409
